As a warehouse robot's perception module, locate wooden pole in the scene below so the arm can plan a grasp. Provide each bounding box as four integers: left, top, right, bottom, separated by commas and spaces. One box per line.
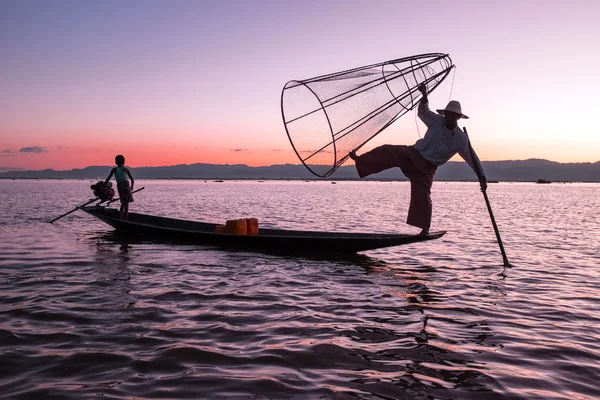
50, 197, 100, 223
50, 187, 146, 223
104, 186, 145, 206
464, 127, 511, 268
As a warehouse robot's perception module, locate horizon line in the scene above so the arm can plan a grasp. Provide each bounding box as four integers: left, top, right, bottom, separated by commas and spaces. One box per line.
2, 157, 600, 173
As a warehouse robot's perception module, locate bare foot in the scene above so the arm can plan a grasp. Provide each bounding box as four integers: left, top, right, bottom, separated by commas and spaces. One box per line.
419, 228, 430, 236
349, 150, 358, 161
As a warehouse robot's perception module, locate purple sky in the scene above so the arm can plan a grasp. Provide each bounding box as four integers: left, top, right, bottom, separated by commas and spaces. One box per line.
1, 0, 599, 169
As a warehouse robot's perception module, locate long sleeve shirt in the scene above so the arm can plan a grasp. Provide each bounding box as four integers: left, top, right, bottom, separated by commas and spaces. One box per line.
414, 99, 485, 179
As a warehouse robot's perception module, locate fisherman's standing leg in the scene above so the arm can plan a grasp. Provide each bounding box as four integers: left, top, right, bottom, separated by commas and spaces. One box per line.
399, 147, 436, 234
407, 175, 434, 234
351, 145, 412, 178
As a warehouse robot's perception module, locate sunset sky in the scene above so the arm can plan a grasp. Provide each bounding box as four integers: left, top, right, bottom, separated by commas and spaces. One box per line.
1, 0, 599, 171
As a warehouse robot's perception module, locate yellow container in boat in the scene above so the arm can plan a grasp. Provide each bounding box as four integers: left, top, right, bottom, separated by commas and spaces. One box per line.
225, 219, 247, 235
246, 218, 259, 236
215, 225, 226, 234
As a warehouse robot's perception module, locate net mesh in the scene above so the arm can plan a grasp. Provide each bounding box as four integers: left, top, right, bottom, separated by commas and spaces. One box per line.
281, 53, 454, 177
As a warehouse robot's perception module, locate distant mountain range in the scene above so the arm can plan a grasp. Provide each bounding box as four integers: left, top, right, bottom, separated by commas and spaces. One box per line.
1, 159, 599, 182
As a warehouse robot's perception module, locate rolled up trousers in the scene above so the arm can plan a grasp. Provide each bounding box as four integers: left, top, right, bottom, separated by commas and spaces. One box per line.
354, 145, 437, 230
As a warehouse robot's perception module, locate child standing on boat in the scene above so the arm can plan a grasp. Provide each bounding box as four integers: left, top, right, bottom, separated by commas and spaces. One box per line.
105, 155, 135, 220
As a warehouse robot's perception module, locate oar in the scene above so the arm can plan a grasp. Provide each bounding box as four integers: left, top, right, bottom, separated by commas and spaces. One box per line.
464, 127, 511, 268
103, 186, 145, 206
50, 186, 146, 223
50, 197, 101, 223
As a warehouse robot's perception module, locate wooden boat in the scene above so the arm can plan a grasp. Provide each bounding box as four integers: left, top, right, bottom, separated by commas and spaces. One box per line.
82, 206, 446, 254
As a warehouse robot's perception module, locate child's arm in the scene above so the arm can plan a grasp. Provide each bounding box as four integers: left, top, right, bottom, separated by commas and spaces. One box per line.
105, 168, 115, 183
126, 168, 134, 190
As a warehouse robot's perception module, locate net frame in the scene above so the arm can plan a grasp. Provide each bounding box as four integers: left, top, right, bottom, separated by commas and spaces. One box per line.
281, 53, 454, 178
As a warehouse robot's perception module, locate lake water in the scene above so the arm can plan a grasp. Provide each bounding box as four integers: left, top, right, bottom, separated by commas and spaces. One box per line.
1, 180, 599, 399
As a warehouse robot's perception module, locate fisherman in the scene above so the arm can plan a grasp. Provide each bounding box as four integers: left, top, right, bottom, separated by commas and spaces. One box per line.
349, 84, 487, 235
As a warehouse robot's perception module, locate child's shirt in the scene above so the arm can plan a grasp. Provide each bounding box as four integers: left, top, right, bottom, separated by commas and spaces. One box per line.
115, 167, 128, 184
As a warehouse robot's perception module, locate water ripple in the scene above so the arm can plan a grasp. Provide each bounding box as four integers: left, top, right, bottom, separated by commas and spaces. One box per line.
0, 181, 599, 399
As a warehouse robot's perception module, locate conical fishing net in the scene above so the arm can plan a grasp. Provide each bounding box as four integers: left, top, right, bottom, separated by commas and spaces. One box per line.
281, 53, 454, 177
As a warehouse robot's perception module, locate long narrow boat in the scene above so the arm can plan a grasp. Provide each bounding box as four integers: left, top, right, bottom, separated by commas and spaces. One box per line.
82, 206, 446, 254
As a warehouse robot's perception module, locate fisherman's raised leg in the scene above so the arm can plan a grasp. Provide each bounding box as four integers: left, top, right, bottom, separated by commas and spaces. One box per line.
350, 145, 412, 178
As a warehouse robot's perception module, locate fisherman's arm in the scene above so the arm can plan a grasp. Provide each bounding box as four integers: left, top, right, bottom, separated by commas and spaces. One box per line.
417, 84, 437, 127
458, 141, 487, 191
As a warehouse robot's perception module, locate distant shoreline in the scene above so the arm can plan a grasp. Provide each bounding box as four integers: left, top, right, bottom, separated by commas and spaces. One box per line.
2, 159, 599, 182
1, 177, 598, 184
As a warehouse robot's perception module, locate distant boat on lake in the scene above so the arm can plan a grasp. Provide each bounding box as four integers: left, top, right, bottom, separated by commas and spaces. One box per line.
537, 179, 552, 184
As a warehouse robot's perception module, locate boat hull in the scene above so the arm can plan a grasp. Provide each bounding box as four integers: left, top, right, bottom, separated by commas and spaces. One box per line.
82, 206, 446, 254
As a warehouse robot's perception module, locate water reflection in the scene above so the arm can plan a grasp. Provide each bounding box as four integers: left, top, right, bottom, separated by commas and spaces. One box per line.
87, 232, 135, 309
2, 181, 599, 399
329, 257, 507, 398
86, 229, 510, 397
